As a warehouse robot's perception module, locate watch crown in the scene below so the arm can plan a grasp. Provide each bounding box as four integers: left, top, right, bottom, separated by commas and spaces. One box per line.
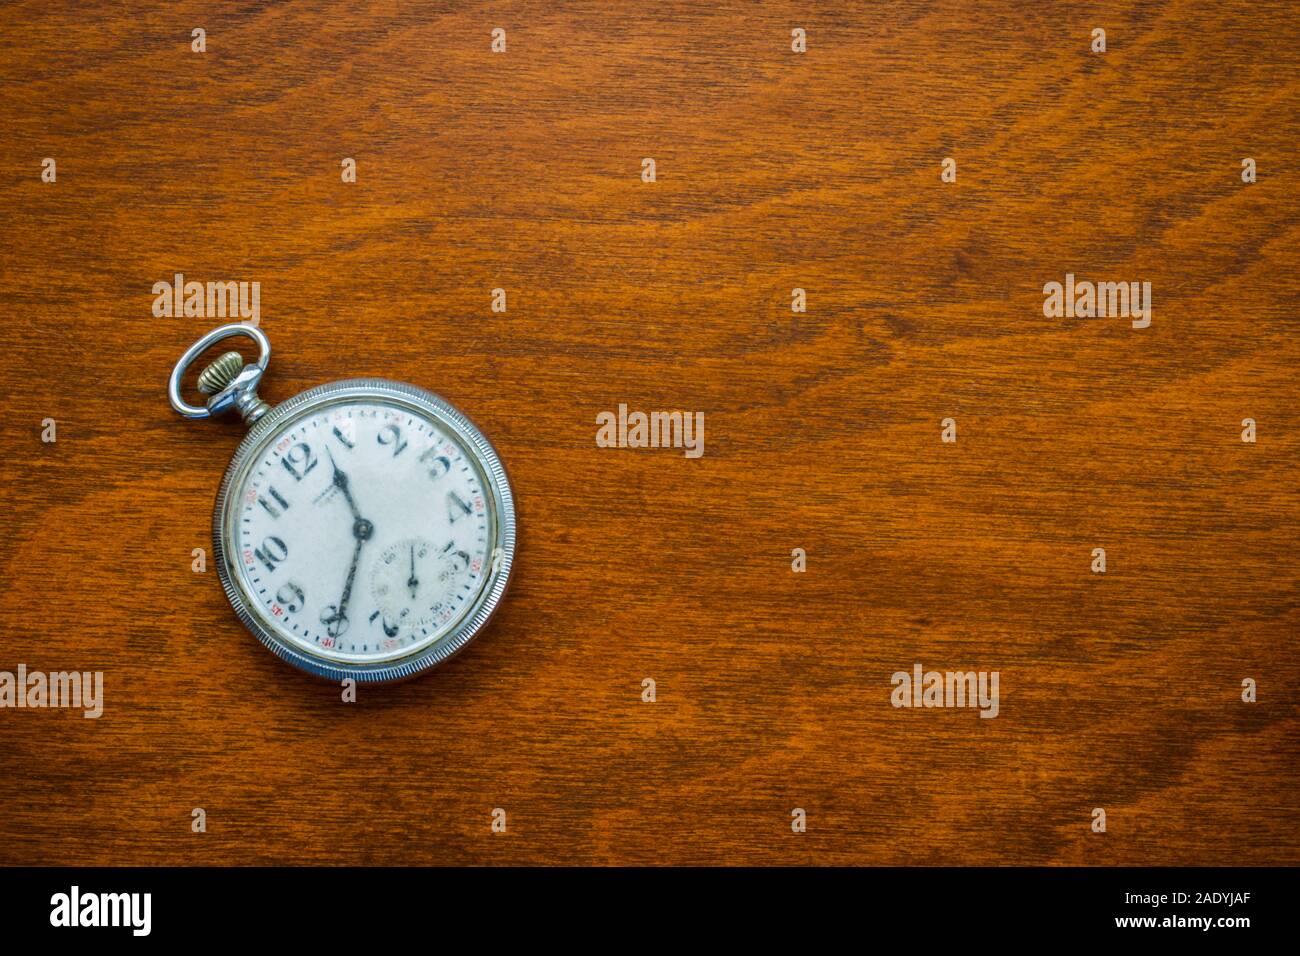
197, 351, 246, 395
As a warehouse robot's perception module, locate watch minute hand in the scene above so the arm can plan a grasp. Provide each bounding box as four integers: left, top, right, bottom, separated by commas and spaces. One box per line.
337, 537, 363, 615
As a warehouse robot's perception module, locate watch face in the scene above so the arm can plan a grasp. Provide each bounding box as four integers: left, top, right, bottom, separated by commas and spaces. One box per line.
215, 381, 512, 681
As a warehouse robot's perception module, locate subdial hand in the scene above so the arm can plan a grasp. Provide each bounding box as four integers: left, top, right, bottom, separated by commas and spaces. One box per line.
407, 545, 420, 599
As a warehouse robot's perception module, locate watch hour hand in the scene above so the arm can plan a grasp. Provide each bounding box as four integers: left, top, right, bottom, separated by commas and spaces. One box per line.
325, 446, 363, 521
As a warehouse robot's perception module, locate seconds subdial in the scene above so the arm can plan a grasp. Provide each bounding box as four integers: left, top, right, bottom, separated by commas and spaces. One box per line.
369, 537, 472, 637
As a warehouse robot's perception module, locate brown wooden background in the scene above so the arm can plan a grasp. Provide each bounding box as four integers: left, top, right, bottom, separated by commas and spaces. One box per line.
1, 0, 1297, 866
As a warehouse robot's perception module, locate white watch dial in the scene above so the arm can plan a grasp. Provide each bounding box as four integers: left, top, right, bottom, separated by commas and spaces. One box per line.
229, 400, 495, 664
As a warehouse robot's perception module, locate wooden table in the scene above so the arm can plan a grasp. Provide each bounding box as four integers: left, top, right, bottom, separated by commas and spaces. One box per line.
1, 1, 1296, 865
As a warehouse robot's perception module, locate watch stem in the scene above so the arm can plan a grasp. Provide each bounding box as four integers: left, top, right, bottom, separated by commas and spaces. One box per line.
197, 351, 246, 395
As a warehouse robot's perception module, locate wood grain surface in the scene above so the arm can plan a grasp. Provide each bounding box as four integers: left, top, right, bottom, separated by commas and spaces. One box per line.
1, 0, 1297, 866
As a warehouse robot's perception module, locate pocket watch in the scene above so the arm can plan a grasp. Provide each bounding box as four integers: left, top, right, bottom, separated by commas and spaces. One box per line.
168, 323, 516, 683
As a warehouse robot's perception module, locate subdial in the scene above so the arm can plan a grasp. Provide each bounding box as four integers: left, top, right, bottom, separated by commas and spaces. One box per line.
370, 536, 476, 637
370, 537, 437, 634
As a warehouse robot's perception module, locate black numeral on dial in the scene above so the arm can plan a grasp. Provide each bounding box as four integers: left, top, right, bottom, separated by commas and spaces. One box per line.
419, 448, 451, 481
254, 536, 288, 573
446, 491, 472, 524
377, 424, 408, 457
281, 443, 318, 481
275, 582, 305, 613
258, 486, 290, 518
320, 606, 349, 638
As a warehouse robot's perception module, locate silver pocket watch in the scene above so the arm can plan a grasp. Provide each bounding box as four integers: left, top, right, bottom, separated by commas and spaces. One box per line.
168, 323, 516, 683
